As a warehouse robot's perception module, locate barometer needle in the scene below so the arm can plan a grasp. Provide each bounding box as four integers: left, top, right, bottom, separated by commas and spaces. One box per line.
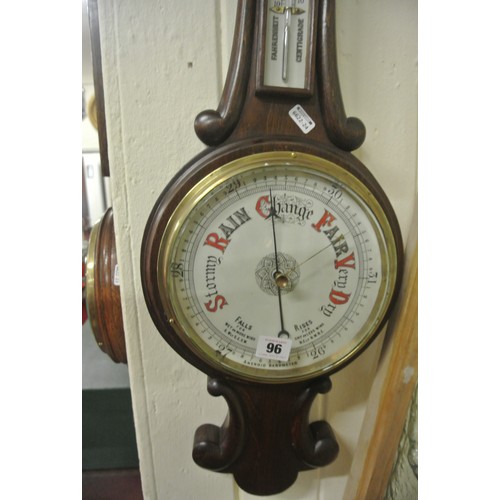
269, 190, 289, 338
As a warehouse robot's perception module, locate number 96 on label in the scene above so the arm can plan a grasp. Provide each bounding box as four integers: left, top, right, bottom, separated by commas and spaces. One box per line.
256, 336, 293, 361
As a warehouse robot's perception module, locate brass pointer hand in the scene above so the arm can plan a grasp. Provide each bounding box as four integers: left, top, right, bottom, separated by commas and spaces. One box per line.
283, 242, 333, 280
296, 242, 332, 269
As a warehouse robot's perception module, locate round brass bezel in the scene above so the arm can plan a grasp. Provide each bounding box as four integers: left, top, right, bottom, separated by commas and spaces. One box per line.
156, 151, 399, 383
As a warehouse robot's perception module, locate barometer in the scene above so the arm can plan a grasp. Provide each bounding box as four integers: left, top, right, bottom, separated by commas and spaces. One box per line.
153, 151, 397, 383
142, 0, 403, 495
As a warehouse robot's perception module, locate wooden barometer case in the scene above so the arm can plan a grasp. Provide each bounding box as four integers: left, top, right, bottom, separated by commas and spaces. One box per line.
86, 207, 127, 364
141, 0, 404, 495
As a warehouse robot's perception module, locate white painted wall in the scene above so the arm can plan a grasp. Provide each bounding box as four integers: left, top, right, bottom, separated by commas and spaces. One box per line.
97, 1, 417, 498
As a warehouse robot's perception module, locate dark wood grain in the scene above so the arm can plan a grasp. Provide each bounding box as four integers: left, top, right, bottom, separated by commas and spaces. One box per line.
193, 376, 338, 496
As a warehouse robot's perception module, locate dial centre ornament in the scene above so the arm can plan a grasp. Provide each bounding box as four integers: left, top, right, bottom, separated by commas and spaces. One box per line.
153, 151, 398, 383
255, 252, 300, 295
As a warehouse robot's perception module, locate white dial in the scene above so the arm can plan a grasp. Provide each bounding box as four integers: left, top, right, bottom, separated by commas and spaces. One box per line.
157, 153, 398, 382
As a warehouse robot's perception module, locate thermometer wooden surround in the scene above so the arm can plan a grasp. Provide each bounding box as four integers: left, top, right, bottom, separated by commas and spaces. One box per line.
141, 0, 403, 495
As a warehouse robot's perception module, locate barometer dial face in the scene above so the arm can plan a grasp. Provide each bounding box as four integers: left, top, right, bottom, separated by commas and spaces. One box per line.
155, 152, 399, 383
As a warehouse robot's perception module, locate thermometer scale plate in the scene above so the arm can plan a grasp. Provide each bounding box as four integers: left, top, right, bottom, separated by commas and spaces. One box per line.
257, 0, 317, 95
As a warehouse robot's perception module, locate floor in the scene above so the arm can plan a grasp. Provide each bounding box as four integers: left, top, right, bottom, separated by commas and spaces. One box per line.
83, 470, 143, 500
83, 388, 142, 498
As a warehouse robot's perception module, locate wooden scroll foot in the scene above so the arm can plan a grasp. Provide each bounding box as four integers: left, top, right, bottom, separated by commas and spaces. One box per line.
193, 376, 339, 496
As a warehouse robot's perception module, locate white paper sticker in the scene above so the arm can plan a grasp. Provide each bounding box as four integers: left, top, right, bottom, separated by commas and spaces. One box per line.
256, 336, 293, 361
288, 104, 316, 134
113, 264, 120, 286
